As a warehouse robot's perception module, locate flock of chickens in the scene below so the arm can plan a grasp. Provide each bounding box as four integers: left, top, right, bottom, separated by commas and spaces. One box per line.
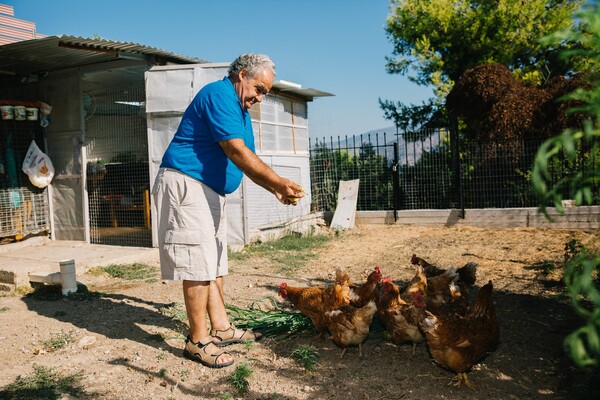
277, 254, 499, 388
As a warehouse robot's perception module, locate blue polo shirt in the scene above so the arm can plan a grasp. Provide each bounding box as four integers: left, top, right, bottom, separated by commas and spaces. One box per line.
160, 77, 255, 195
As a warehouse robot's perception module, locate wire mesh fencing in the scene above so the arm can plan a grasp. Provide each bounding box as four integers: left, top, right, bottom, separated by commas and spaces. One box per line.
309, 128, 600, 214
85, 80, 151, 247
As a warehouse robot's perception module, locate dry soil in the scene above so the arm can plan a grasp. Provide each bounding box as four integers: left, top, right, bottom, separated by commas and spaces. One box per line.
1, 224, 600, 400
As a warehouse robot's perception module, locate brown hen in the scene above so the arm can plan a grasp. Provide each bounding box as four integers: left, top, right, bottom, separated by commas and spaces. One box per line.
278, 283, 330, 336
323, 300, 378, 358
411, 254, 477, 312
377, 270, 428, 354
419, 280, 499, 388
348, 265, 382, 308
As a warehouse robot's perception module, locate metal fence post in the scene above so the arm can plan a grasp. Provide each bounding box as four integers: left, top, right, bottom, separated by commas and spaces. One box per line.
393, 141, 400, 222
450, 116, 465, 218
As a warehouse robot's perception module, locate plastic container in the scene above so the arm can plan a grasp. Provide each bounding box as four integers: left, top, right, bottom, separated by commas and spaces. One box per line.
0, 105, 14, 120
59, 259, 78, 296
25, 107, 38, 121
14, 106, 26, 121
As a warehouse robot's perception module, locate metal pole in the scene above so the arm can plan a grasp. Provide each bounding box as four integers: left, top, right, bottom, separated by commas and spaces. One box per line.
450, 115, 465, 218
393, 140, 400, 222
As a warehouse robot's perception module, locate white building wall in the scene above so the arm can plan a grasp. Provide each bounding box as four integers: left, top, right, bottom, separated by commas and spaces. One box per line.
145, 63, 313, 248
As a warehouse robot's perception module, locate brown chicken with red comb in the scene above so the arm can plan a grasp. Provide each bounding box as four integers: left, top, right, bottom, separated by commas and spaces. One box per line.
419, 280, 499, 388
377, 269, 428, 354
349, 265, 382, 308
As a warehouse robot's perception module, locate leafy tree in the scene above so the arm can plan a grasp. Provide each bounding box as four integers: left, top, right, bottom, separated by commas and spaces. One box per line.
385, 0, 583, 99
533, 3, 600, 368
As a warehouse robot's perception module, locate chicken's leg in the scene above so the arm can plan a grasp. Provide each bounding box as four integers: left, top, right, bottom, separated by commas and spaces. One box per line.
451, 372, 475, 389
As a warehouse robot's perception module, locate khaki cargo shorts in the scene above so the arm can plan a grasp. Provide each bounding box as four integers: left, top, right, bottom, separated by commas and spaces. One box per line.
152, 168, 228, 281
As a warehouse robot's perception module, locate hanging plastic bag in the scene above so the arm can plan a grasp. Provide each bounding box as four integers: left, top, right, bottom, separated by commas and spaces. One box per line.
21, 140, 55, 188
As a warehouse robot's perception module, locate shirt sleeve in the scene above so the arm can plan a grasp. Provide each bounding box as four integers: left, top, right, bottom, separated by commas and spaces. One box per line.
202, 90, 246, 143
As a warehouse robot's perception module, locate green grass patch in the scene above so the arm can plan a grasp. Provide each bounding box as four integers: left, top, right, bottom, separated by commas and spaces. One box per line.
159, 302, 188, 322
42, 331, 75, 352
228, 362, 253, 395
226, 297, 313, 337
0, 365, 93, 399
101, 263, 159, 282
291, 344, 319, 371
228, 233, 332, 274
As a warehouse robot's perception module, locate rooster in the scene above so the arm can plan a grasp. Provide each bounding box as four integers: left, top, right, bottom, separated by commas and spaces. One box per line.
323, 300, 378, 358
377, 272, 428, 354
419, 280, 499, 388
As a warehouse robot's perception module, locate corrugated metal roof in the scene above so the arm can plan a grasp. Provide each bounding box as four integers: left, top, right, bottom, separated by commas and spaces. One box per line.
0, 34, 205, 76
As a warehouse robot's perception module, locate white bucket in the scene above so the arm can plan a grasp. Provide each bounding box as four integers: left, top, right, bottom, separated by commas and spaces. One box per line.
0, 105, 13, 120
14, 106, 26, 121
25, 107, 38, 121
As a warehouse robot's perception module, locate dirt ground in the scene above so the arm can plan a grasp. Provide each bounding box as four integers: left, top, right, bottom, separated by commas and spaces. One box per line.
1, 224, 600, 400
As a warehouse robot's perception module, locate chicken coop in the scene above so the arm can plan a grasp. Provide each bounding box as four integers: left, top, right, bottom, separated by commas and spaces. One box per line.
0, 36, 332, 248
145, 63, 333, 248
0, 35, 203, 246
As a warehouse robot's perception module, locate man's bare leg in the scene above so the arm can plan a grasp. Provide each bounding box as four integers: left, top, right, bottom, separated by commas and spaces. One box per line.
207, 276, 230, 331
182, 280, 233, 364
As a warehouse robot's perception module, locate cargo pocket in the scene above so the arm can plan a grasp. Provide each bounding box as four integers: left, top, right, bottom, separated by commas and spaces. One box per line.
163, 230, 210, 273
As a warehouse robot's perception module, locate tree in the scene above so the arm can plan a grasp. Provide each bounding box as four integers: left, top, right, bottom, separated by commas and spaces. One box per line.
533, 3, 600, 368
385, 0, 583, 99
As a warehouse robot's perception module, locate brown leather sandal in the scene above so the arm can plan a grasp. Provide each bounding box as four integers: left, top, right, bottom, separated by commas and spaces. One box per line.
210, 325, 263, 347
183, 335, 234, 368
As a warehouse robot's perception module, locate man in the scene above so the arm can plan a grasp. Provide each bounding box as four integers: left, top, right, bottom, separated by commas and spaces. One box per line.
153, 53, 303, 368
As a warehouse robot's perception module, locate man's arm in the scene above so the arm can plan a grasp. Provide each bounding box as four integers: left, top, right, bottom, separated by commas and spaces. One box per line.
219, 138, 304, 204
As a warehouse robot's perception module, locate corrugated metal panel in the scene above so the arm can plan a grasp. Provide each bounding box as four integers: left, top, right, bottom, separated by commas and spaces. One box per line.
0, 35, 205, 76
0, 4, 14, 15
0, 25, 36, 40
0, 14, 35, 31
271, 81, 334, 101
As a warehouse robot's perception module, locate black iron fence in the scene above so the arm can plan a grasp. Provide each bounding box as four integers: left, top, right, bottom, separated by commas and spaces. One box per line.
309, 128, 599, 214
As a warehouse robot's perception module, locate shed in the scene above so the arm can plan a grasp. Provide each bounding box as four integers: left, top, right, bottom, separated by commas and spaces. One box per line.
145, 63, 333, 248
0, 35, 332, 248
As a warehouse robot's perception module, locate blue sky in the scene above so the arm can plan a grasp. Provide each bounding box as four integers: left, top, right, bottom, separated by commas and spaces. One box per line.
6, 0, 433, 140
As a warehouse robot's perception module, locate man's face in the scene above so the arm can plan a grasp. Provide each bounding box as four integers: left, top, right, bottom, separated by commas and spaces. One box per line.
236, 68, 274, 110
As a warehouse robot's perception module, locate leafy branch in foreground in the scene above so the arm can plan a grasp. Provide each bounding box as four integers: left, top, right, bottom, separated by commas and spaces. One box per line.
533, 4, 600, 368
563, 246, 600, 368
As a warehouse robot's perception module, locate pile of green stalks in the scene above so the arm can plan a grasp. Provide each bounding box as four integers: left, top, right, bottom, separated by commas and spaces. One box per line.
226, 297, 313, 338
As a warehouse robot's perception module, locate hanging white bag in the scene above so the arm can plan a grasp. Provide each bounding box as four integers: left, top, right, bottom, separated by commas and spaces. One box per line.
21, 140, 55, 188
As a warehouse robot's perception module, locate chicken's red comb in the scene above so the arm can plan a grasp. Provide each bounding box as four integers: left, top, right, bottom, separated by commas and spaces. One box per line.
279, 282, 288, 289
374, 265, 381, 274
382, 276, 393, 284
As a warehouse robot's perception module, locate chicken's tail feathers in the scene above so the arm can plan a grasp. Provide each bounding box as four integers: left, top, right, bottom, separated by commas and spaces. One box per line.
458, 262, 478, 285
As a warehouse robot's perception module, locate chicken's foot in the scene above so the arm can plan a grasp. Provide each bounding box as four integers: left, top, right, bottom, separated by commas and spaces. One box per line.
450, 372, 475, 389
